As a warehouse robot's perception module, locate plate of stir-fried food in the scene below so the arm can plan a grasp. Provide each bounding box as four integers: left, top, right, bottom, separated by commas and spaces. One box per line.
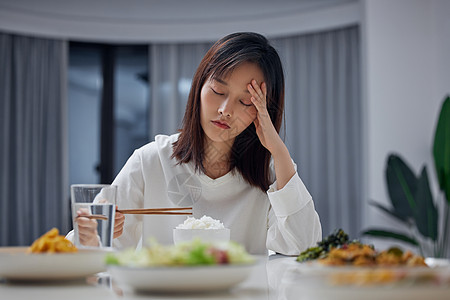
0, 228, 110, 281
293, 229, 450, 287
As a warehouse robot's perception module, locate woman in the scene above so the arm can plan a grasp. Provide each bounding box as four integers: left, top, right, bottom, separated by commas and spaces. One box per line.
73, 32, 321, 255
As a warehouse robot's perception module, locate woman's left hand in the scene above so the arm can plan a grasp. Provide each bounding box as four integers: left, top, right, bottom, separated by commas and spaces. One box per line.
248, 79, 283, 154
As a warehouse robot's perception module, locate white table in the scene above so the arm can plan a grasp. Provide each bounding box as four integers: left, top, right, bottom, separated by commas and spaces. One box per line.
1, 255, 450, 300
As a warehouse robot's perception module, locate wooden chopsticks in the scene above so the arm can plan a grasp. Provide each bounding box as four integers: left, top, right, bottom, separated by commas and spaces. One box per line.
116, 207, 192, 215
75, 207, 193, 221
75, 214, 108, 221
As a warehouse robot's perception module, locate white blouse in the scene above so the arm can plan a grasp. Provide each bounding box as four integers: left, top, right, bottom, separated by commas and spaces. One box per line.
69, 133, 322, 255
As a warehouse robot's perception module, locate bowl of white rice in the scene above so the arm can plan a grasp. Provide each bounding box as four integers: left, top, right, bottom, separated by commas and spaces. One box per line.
173, 216, 230, 245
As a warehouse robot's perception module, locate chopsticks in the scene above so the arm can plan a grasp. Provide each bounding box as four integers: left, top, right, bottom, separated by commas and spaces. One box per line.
116, 207, 192, 215
75, 214, 108, 221
75, 207, 193, 221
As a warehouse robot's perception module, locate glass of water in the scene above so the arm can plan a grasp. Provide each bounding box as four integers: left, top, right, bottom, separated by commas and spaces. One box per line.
71, 184, 117, 249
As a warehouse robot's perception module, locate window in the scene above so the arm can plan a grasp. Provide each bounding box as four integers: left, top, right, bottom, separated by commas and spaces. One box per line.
68, 43, 149, 185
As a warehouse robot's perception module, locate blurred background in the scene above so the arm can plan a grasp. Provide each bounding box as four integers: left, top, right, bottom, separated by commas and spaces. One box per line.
0, 0, 449, 255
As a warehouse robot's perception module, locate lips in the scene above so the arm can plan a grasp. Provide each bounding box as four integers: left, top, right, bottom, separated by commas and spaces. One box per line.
211, 120, 230, 129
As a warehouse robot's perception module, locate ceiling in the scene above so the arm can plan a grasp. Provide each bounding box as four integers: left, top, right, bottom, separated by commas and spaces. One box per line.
0, 0, 354, 23
0, 0, 359, 42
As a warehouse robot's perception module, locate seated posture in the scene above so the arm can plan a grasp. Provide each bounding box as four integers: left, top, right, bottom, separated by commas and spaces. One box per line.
68, 32, 322, 255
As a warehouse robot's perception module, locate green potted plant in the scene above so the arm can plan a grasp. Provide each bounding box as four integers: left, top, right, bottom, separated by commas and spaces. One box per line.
362, 96, 450, 258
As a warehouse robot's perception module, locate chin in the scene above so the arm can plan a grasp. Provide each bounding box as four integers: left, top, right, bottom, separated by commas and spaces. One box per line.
204, 129, 236, 145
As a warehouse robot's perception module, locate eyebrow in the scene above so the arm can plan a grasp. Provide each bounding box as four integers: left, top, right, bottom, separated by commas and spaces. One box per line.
212, 78, 250, 94
214, 78, 227, 85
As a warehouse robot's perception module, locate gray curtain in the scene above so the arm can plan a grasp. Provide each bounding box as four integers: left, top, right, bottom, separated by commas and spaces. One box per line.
0, 33, 69, 246
273, 26, 362, 238
149, 43, 212, 138
147, 26, 362, 238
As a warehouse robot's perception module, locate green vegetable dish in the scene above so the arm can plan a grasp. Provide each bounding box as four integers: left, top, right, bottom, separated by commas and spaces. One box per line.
106, 239, 255, 267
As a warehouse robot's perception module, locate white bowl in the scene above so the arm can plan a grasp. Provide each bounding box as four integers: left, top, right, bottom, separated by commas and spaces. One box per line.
173, 228, 230, 245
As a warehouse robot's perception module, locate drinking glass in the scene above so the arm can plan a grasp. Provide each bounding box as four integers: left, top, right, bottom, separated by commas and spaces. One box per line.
71, 184, 117, 249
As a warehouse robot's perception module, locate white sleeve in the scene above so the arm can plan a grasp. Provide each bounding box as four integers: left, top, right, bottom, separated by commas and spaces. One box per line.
65, 230, 74, 242
111, 149, 145, 250
266, 171, 322, 255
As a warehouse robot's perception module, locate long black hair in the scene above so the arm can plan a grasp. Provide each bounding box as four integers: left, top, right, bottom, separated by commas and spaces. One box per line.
172, 32, 285, 192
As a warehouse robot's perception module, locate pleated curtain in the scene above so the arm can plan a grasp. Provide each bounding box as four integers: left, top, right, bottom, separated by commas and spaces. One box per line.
0, 33, 69, 246
273, 26, 362, 238
148, 43, 213, 139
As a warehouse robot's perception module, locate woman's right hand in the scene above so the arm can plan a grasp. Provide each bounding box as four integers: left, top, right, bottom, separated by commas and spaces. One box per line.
114, 207, 125, 239
75, 208, 100, 246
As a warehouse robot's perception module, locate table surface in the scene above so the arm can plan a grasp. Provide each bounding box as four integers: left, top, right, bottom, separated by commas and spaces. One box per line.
1, 255, 450, 300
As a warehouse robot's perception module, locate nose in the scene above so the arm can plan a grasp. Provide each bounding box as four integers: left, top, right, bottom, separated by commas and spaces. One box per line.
218, 98, 232, 118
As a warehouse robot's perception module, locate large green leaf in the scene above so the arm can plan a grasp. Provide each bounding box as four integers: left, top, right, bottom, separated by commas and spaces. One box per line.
433, 96, 450, 203
361, 229, 419, 246
368, 200, 408, 223
414, 167, 438, 241
386, 154, 418, 219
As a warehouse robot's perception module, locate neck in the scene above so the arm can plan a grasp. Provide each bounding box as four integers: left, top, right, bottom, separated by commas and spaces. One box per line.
203, 137, 234, 179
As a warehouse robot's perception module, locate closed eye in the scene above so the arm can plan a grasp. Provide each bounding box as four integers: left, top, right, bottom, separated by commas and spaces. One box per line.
211, 88, 224, 96
240, 100, 253, 107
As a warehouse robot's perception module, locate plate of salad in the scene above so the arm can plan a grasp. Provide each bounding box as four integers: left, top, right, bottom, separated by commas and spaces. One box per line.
106, 239, 260, 293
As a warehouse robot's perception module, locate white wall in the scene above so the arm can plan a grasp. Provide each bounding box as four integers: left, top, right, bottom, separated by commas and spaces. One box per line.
433, 0, 450, 102
361, 0, 450, 251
